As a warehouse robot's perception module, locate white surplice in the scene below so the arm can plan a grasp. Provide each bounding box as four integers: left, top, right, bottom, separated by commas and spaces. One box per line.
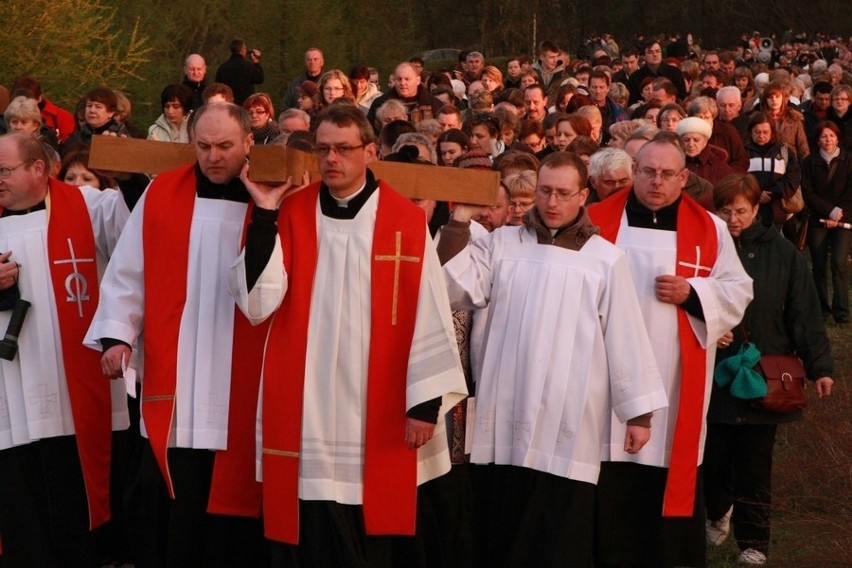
84, 193, 249, 451
442, 225, 668, 485
603, 212, 753, 467
230, 191, 468, 503
0, 186, 129, 450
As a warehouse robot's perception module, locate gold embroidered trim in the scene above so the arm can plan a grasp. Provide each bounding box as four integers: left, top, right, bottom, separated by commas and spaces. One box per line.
262, 448, 300, 458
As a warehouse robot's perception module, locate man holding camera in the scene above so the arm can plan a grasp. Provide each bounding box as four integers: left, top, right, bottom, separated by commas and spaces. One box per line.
215, 38, 264, 105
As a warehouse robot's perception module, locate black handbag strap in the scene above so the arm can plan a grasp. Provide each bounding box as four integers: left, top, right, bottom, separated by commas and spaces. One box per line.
826, 158, 840, 186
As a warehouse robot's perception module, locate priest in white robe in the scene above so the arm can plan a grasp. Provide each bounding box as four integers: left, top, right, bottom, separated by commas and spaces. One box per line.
231, 105, 467, 567
84, 104, 269, 567
438, 152, 668, 567
588, 135, 753, 568
0, 133, 129, 566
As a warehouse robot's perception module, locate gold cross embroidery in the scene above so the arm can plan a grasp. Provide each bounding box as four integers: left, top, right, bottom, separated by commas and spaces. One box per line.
374, 231, 421, 325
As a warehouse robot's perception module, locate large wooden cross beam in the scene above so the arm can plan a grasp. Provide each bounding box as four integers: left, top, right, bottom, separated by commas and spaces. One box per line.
88, 137, 499, 205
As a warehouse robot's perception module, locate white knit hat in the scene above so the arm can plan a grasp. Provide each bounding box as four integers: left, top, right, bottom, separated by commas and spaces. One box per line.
676, 116, 712, 139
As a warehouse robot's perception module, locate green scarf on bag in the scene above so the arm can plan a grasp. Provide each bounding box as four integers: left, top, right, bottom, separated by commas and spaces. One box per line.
713, 342, 768, 399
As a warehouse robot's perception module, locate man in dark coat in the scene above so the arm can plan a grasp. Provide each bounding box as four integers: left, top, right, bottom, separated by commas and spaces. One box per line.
628, 40, 687, 105
215, 38, 264, 105
182, 54, 208, 111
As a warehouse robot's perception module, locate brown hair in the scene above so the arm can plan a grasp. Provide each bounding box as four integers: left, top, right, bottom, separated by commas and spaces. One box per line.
540, 150, 588, 188
713, 173, 761, 210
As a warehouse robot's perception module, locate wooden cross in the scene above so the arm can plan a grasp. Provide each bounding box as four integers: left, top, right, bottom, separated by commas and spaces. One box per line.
374, 231, 421, 326
88, 137, 500, 205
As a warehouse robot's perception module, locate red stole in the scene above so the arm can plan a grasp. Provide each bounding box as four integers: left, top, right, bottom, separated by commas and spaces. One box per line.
0, 180, 113, 529
141, 163, 265, 516
589, 189, 718, 517
262, 181, 426, 544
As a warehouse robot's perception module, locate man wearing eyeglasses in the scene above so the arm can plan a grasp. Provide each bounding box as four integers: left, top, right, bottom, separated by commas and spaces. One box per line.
437, 151, 667, 566
85, 103, 270, 566
589, 134, 753, 568
232, 104, 467, 565
0, 133, 129, 566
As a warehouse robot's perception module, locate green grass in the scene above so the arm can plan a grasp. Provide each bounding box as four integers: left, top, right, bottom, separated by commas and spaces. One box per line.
706, 319, 852, 568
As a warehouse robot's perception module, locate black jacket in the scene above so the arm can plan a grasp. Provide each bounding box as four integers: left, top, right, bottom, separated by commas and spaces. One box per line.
366, 85, 444, 133
182, 76, 207, 111
627, 63, 687, 105
215, 54, 264, 105
801, 150, 852, 221
709, 222, 833, 425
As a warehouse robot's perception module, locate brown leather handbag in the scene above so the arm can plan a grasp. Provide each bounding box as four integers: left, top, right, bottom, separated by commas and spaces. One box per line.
751, 354, 808, 413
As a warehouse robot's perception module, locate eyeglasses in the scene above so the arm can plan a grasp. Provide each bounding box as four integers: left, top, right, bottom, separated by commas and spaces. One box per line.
509, 200, 534, 210
717, 207, 754, 220
248, 108, 268, 116
0, 160, 33, 179
636, 166, 682, 181
597, 176, 631, 188
833, 96, 850, 103
536, 187, 583, 201
323, 86, 345, 93
313, 144, 366, 157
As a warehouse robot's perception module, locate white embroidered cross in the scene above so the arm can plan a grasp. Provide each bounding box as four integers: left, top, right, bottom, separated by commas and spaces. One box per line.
199, 390, 226, 424
514, 419, 531, 441
53, 238, 95, 317
479, 411, 495, 432
678, 245, 712, 277
557, 422, 573, 444
28, 384, 58, 416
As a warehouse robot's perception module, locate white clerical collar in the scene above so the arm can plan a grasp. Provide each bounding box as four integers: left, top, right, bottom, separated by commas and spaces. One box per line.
333, 181, 368, 208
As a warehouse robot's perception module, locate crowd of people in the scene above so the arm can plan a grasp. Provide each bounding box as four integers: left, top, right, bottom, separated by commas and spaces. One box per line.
0, 28, 848, 568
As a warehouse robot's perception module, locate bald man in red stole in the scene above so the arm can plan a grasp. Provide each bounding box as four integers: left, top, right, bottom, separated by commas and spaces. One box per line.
85, 104, 270, 567
232, 105, 467, 566
588, 134, 753, 568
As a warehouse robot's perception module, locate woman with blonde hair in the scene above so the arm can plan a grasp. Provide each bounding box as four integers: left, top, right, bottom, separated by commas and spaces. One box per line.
502, 170, 537, 225
316, 69, 354, 111
4, 95, 59, 150
575, 105, 603, 143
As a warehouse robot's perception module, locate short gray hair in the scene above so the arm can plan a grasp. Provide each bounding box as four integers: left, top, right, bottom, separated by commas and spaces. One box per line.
376, 99, 407, 124
392, 132, 436, 164
716, 86, 741, 102
687, 96, 718, 118
278, 108, 311, 129
4, 96, 42, 124
588, 148, 634, 180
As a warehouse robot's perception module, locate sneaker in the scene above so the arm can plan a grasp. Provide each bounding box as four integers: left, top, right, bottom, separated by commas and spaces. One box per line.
705, 505, 733, 546
738, 548, 767, 565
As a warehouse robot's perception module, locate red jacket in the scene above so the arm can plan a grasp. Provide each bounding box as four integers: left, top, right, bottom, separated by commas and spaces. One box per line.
685, 143, 736, 186
40, 98, 76, 143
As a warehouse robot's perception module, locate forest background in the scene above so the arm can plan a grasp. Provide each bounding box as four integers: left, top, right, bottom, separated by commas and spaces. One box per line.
4, 0, 852, 125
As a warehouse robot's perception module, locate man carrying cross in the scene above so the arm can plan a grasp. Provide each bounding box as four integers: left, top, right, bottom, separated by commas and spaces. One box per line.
0, 133, 129, 566
231, 104, 467, 566
84, 103, 270, 567
588, 133, 753, 568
